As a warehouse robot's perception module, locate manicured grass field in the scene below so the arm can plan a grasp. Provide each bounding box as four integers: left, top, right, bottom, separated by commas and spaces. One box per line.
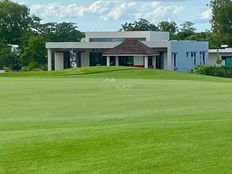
1, 67, 232, 173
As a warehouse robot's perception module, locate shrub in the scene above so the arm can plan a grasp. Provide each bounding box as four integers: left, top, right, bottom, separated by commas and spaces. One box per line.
32, 68, 42, 71
21, 66, 30, 71
3, 67, 10, 72
28, 62, 37, 70
41, 64, 48, 71
195, 66, 232, 78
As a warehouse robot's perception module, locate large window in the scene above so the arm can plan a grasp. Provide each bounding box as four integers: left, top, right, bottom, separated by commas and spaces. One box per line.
191, 52, 197, 65
119, 57, 129, 66
90, 52, 106, 66
64, 51, 71, 69
200, 51, 206, 65
156, 53, 164, 69
172, 52, 177, 69
89, 38, 146, 42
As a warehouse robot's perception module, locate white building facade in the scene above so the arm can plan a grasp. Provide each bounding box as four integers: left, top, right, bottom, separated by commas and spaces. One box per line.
46, 31, 208, 72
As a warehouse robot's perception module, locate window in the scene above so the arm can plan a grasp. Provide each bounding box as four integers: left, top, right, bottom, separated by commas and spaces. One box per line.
203, 53, 205, 65
90, 52, 106, 66
191, 52, 197, 65
200, 51, 206, 65
186, 52, 189, 57
89, 38, 146, 42
172, 52, 177, 70
194, 56, 197, 65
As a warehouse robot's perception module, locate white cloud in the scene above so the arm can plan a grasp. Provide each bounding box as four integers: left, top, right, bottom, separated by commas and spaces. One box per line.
134, 2, 183, 21
100, 2, 137, 21
200, 9, 212, 20
31, 1, 111, 18
30, 0, 184, 22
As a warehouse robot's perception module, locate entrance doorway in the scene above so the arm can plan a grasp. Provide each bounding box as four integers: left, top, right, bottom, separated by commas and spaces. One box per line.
90, 52, 106, 66
156, 53, 164, 69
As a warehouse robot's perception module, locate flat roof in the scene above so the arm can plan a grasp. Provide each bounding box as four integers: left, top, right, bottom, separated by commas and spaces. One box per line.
46, 41, 170, 49
209, 48, 232, 53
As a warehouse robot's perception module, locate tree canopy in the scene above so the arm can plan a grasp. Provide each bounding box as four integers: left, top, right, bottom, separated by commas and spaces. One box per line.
121, 18, 159, 31
211, 0, 232, 46
0, 0, 84, 70
158, 21, 178, 36
0, 0, 34, 44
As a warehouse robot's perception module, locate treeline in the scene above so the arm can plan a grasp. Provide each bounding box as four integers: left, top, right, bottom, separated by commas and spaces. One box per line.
0, 0, 83, 71
0, 0, 230, 71
120, 19, 219, 48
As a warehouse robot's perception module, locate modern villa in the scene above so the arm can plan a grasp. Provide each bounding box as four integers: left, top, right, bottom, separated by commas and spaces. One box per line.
46, 31, 209, 72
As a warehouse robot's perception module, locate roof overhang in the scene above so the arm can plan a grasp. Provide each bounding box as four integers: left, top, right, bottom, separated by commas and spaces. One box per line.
103, 53, 159, 57
46, 42, 120, 49
209, 49, 232, 54
46, 41, 170, 49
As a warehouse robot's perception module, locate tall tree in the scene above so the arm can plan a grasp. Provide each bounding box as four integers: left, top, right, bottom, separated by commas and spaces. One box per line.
37, 22, 84, 42
121, 18, 159, 31
0, 40, 20, 70
0, 0, 34, 44
175, 21, 196, 40
20, 35, 47, 68
211, 0, 232, 46
158, 21, 178, 36
52, 22, 84, 42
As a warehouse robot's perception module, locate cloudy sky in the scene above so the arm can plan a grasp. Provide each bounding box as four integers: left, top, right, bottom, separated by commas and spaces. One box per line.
13, 0, 212, 32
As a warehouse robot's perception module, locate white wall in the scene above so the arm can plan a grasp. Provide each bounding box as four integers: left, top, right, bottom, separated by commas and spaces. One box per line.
170, 41, 209, 72
209, 53, 228, 66
163, 53, 168, 70
149, 32, 169, 42
134, 56, 144, 66
85, 31, 169, 43
55, 52, 64, 71
48, 49, 52, 71
81, 51, 89, 67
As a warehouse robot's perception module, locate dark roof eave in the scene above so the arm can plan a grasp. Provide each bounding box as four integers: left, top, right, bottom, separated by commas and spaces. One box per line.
103, 53, 159, 56
103, 38, 159, 56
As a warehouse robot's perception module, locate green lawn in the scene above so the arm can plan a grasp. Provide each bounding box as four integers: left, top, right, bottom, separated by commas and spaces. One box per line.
1, 67, 232, 173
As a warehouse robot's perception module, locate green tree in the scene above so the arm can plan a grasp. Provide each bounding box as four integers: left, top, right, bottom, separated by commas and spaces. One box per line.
20, 35, 47, 68
216, 49, 222, 66
53, 22, 84, 42
0, 0, 34, 44
38, 22, 84, 42
121, 18, 159, 31
176, 21, 196, 40
211, 0, 232, 46
0, 40, 20, 70
158, 21, 177, 36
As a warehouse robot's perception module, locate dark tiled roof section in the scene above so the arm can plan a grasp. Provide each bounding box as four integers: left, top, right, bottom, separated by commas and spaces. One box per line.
104, 38, 159, 56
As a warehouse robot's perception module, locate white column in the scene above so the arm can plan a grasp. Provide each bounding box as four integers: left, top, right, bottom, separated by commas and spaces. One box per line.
81, 51, 89, 67
107, 56, 110, 66
48, 49, 52, 71
144, 56, 148, 68
55, 52, 64, 71
115, 56, 119, 66
153, 56, 157, 69
167, 44, 172, 70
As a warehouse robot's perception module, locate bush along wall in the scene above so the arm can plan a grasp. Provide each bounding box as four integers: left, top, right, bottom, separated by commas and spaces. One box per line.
195, 66, 232, 78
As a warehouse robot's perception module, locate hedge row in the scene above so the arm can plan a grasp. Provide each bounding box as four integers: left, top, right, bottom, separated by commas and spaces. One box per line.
195, 66, 232, 78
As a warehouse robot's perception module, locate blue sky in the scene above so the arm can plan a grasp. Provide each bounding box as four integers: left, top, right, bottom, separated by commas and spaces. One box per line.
14, 0, 212, 32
